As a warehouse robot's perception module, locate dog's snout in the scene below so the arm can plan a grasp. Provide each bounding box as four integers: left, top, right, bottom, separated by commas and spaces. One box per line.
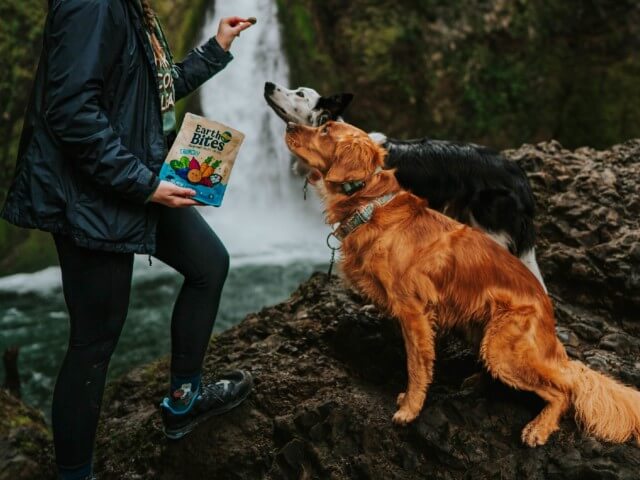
264, 82, 275, 94
286, 122, 297, 133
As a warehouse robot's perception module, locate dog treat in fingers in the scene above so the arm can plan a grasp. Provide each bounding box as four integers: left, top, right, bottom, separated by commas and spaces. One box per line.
246, 17, 257, 24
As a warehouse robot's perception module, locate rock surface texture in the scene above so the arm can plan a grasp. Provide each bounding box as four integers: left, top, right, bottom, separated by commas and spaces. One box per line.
94, 141, 640, 479
1, 140, 638, 479
0, 389, 54, 480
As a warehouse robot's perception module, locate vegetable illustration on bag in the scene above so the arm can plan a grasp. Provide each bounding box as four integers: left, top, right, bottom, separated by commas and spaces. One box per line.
169, 156, 223, 187
159, 113, 245, 207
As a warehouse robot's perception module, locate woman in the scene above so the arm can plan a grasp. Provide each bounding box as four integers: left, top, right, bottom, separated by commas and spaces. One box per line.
1, 1, 254, 478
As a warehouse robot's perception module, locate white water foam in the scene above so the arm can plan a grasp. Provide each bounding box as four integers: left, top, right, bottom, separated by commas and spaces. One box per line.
0, 267, 62, 295
197, 0, 329, 266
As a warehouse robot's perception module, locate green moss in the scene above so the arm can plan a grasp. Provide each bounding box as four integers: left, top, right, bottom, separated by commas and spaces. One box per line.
276, 0, 334, 91
276, 0, 640, 150
0, 390, 55, 476
9, 414, 34, 429
162, 0, 211, 124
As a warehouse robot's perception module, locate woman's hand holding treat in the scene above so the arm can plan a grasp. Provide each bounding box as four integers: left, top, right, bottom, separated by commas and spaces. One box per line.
216, 17, 256, 51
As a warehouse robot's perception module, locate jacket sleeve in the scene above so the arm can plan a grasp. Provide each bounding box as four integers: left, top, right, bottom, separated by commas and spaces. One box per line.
172, 37, 234, 101
45, 0, 160, 205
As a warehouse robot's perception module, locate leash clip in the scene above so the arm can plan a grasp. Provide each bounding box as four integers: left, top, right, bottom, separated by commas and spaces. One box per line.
326, 232, 341, 280
303, 178, 309, 201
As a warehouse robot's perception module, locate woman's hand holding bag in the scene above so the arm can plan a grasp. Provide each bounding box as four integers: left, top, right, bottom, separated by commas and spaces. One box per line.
150, 181, 201, 207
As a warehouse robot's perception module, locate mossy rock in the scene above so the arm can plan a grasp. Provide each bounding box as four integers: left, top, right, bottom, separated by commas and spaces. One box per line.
0, 389, 54, 480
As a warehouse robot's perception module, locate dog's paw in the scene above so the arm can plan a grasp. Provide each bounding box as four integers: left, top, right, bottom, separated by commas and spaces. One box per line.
521, 421, 552, 447
392, 407, 418, 425
396, 392, 406, 407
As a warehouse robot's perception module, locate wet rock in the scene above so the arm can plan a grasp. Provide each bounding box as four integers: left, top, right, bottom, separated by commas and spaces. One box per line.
599, 333, 640, 356
94, 268, 640, 479
2, 141, 638, 479
92, 141, 639, 478
0, 389, 55, 480
505, 140, 640, 316
570, 322, 603, 342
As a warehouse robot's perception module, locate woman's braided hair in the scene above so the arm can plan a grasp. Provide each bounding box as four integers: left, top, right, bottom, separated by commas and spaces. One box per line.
139, 0, 169, 67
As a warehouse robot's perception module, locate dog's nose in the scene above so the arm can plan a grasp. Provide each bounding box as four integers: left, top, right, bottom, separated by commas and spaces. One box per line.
286, 122, 297, 133
264, 82, 275, 94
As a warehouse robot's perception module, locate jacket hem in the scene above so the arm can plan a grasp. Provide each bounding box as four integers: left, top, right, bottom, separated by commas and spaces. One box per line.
1, 206, 155, 255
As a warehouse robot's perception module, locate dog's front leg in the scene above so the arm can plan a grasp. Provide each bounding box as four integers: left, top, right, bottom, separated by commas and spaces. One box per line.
393, 312, 436, 425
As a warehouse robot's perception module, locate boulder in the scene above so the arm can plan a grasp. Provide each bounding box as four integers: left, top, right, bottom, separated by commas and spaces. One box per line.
94, 141, 640, 479
0, 389, 55, 480
2, 140, 638, 479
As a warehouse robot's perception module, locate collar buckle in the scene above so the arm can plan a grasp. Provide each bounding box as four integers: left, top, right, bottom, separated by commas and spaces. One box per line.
334, 193, 397, 240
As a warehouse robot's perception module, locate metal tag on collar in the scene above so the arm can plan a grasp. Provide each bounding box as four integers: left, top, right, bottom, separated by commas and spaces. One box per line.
303, 177, 309, 200
326, 232, 341, 280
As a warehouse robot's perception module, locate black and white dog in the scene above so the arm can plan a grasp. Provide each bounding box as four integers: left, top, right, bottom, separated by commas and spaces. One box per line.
264, 82, 546, 290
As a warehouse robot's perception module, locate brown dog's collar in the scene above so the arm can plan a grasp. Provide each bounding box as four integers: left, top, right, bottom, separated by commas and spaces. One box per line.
333, 193, 396, 240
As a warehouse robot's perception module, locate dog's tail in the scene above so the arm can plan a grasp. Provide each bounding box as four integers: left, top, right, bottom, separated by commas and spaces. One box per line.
567, 360, 640, 444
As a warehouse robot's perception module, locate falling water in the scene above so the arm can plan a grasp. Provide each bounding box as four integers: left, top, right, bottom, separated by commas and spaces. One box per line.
198, 0, 329, 266
0, 0, 329, 415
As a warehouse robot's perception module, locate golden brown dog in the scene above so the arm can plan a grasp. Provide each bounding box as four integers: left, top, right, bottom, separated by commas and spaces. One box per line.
285, 120, 640, 447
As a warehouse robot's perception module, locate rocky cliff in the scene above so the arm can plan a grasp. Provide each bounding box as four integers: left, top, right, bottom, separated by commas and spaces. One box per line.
1, 140, 639, 479
97, 140, 638, 479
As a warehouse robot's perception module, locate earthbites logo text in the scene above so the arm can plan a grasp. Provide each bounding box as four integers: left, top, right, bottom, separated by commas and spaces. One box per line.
190, 124, 233, 151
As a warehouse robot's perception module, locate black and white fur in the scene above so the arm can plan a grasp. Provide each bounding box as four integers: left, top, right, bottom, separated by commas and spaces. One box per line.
264, 82, 546, 291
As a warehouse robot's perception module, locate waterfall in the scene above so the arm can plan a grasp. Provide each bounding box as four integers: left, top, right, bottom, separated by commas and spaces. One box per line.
197, 0, 329, 266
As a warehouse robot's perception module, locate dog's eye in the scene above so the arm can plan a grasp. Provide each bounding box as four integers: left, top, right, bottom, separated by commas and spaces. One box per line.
321, 125, 329, 135
296, 91, 305, 98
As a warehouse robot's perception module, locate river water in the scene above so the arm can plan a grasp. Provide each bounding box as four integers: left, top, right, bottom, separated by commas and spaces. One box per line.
0, 0, 329, 418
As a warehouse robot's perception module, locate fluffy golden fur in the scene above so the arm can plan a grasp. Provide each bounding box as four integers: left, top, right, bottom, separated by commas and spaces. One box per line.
285, 121, 640, 447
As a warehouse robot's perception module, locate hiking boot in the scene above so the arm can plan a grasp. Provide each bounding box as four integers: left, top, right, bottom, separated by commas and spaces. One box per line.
160, 369, 253, 440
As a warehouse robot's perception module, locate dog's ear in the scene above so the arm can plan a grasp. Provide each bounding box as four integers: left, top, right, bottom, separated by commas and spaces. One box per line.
317, 93, 354, 118
325, 136, 382, 184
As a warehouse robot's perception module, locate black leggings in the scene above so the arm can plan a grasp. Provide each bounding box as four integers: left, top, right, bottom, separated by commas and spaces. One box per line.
52, 206, 229, 469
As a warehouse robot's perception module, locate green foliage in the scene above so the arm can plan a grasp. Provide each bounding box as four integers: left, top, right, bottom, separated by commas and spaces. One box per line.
0, 0, 49, 276
161, 0, 211, 125
276, 0, 640, 150
275, 0, 334, 91
0, 0, 46, 201
0, 223, 58, 275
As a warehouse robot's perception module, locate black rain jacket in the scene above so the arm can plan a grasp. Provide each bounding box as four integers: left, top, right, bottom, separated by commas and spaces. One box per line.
1, 0, 232, 253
